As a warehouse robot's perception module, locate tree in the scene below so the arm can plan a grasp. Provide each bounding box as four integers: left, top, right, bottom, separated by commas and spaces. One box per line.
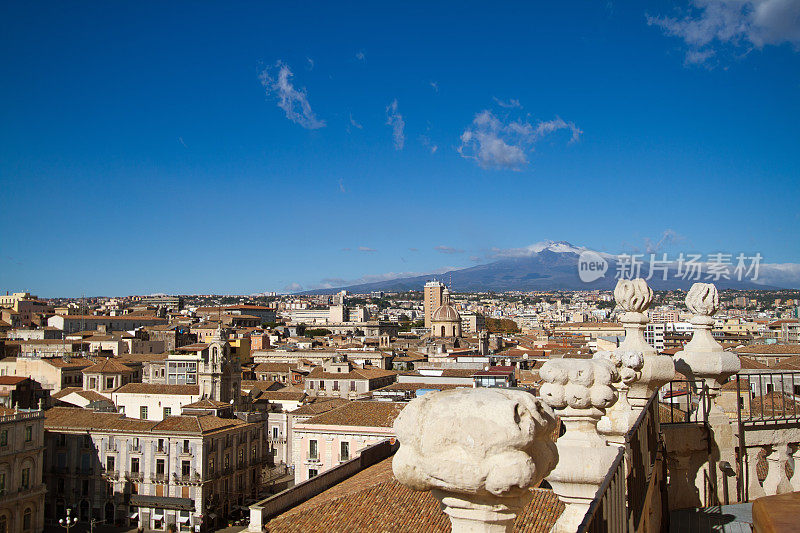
486, 318, 520, 334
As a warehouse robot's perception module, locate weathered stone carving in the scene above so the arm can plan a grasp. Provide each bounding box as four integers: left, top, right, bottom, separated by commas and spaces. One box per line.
393, 388, 558, 533
596, 349, 644, 445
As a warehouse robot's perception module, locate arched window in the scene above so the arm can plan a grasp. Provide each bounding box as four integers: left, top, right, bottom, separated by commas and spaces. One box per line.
23, 508, 32, 531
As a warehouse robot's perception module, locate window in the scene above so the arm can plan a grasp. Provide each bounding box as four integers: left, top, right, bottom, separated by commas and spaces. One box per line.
309, 440, 318, 460
157, 438, 165, 452
340, 441, 350, 461
333, 381, 340, 391
22, 508, 31, 531
140, 406, 148, 419
0, 431, 7, 446
163, 407, 171, 418
350, 381, 356, 392
308, 468, 318, 478
224, 455, 230, 469
106, 456, 115, 472
89, 377, 97, 389
21, 467, 30, 489
272, 427, 278, 439
24, 426, 32, 442
181, 460, 191, 477
0, 473, 5, 494
209, 457, 215, 474
183, 439, 190, 453
81, 479, 89, 496
106, 377, 114, 389
308, 381, 314, 390
156, 459, 165, 475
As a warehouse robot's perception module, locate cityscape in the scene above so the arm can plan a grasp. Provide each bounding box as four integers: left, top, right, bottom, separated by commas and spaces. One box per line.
2, 2, 800, 533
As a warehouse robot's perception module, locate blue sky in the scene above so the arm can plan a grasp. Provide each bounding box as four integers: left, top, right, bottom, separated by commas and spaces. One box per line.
1, 1, 799, 296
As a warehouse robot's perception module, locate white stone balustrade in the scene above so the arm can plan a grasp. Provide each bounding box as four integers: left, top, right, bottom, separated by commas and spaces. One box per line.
392, 388, 558, 533
613, 279, 675, 410
539, 357, 620, 533
596, 348, 644, 449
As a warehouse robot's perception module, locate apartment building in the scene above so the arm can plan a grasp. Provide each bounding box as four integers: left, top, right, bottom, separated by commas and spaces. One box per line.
423, 281, 446, 329
303, 360, 396, 399
0, 357, 93, 393
43, 407, 266, 532
291, 401, 403, 483
0, 406, 46, 533
47, 315, 167, 334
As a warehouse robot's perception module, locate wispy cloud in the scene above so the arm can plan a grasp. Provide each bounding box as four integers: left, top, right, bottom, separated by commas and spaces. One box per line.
408, 247, 419, 252
435, 245, 465, 254
493, 97, 522, 109
349, 113, 363, 129
430, 81, 439, 92
647, 0, 800, 66
644, 229, 686, 253
419, 135, 438, 154
178, 137, 188, 148
458, 110, 582, 170
306, 57, 314, 70
358, 246, 377, 253
338, 178, 346, 193
355, 51, 366, 61
386, 99, 405, 150
259, 61, 326, 129
284, 282, 304, 293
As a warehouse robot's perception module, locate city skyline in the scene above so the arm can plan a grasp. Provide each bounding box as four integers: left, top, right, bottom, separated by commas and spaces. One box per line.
2, 1, 799, 295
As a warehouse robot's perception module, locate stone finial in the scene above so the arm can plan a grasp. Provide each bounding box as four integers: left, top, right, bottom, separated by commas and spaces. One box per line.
393, 388, 557, 533
539, 358, 621, 532
614, 278, 675, 409
614, 278, 653, 313
685, 282, 719, 317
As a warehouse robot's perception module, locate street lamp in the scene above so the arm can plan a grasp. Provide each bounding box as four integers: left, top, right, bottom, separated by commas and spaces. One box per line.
59, 508, 78, 532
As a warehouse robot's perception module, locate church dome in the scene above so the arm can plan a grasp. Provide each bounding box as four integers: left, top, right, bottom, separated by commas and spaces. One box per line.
431, 289, 460, 322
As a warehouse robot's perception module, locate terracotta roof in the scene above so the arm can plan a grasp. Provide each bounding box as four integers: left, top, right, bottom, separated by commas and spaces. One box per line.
738, 356, 768, 370
265, 457, 562, 532
82, 358, 135, 374
176, 343, 210, 351
291, 399, 351, 417
113, 383, 199, 396
737, 344, 800, 355
51, 387, 111, 404
258, 390, 307, 402
182, 398, 230, 409
302, 401, 405, 428
42, 358, 94, 369
770, 355, 800, 370
0, 376, 29, 385
374, 382, 465, 392
45, 407, 251, 435
254, 363, 299, 373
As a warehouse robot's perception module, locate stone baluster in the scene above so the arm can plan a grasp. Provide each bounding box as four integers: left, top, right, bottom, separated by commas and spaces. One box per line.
789, 444, 800, 491
763, 443, 792, 495
613, 279, 676, 412
393, 388, 558, 533
539, 357, 620, 533
746, 446, 766, 500
675, 282, 741, 504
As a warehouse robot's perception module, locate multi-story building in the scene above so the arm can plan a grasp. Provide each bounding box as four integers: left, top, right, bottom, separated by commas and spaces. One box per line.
423, 281, 446, 329
644, 323, 666, 352
303, 360, 396, 399
0, 357, 93, 394
47, 315, 167, 334
0, 406, 46, 533
43, 406, 267, 532
291, 401, 403, 483
460, 313, 486, 335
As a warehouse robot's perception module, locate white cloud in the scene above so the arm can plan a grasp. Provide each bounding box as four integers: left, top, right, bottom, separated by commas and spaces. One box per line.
338, 178, 346, 193
356, 51, 366, 60
386, 99, 405, 150
435, 245, 465, 254
458, 110, 581, 170
284, 282, 303, 293
259, 61, 326, 129
306, 57, 314, 70
648, 0, 800, 65
644, 229, 686, 253
178, 137, 187, 148
358, 246, 377, 252
349, 113, 363, 129
430, 81, 439, 92
493, 97, 522, 109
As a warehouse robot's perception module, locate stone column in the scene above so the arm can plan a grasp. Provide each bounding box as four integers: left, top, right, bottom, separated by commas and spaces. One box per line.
613, 279, 676, 412
539, 358, 620, 533
393, 388, 558, 533
746, 446, 766, 500
674, 282, 742, 504
789, 444, 800, 491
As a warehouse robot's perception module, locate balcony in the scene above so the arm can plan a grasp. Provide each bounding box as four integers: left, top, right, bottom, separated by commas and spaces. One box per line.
125, 471, 143, 482
100, 469, 119, 480
128, 443, 142, 453
173, 471, 201, 485
150, 473, 168, 483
